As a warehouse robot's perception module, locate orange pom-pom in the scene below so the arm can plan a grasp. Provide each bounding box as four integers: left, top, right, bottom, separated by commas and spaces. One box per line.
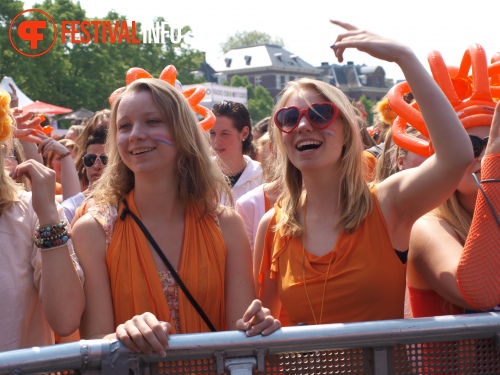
0, 90, 13, 142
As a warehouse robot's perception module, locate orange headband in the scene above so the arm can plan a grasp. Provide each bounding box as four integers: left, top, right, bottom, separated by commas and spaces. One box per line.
388, 44, 498, 157
109, 65, 215, 131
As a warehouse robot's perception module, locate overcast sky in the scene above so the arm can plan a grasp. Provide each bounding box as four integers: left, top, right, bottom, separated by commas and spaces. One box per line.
22, 0, 500, 82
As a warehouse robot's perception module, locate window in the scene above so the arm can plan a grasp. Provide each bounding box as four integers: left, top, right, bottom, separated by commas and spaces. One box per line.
254, 76, 262, 87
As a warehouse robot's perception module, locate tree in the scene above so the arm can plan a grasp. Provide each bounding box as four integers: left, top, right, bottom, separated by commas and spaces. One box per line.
220, 31, 284, 53
0, 0, 206, 113
359, 95, 376, 126
226, 75, 274, 123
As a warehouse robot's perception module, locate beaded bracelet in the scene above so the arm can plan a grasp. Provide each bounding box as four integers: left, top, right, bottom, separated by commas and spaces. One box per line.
34, 221, 71, 250
59, 151, 71, 160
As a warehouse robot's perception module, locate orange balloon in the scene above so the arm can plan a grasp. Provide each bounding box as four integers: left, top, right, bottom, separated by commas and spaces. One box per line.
159, 65, 177, 86
125, 68, 153, 86
390, 43, 497, 157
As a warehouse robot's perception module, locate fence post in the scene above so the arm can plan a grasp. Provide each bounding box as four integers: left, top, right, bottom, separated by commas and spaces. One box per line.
225, 357, 256, 375
372, 347, 390, 375
100, 339, 131, 375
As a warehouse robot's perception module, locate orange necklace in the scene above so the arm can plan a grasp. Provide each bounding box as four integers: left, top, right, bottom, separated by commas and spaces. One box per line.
301, 195, 335, 325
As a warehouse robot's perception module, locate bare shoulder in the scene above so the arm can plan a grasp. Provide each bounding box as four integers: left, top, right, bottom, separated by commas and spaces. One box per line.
217, 205, 245, 230
72, 212, 106, 258
410, 213, 461, 259
258, 207, 276, 232
72, 211, 103, 234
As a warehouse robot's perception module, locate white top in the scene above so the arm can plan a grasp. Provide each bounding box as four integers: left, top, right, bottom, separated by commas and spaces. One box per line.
61, 192, 86, 224
222, 155, 263, 207
235, 184, 267, 256
0, 190, 83, 351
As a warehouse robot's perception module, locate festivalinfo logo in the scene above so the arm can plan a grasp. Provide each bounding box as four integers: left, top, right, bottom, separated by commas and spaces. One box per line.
9, 9, 190, 57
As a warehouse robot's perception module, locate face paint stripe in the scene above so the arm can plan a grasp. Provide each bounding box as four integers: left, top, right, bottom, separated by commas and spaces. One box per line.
153, 133, 175, 147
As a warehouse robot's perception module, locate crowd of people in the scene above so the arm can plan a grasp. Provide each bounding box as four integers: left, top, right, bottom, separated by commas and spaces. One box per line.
1, 21, 499, 372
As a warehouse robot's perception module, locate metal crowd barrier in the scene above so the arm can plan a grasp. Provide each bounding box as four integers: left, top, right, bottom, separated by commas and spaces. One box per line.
1, 312, 500, 375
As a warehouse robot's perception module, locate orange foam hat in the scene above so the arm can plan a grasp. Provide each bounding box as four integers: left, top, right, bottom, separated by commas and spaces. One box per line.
109, 65, 215, 131
388, 44, 498, 157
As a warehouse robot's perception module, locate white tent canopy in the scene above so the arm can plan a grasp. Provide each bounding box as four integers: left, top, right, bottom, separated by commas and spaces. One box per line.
0, 77, 34, 108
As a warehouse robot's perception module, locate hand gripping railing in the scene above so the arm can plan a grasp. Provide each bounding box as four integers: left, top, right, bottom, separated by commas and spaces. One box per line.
1, 312, 500, 375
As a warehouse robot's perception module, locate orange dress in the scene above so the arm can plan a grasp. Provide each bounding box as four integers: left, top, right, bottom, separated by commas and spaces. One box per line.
259, 190, 406, 325
92, 190, 227, 333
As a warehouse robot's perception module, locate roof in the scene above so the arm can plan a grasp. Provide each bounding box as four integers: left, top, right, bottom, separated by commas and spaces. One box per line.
210, 44, 322, 74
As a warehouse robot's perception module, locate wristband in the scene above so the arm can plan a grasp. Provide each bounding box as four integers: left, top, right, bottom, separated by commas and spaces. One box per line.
60, 151, 71, 159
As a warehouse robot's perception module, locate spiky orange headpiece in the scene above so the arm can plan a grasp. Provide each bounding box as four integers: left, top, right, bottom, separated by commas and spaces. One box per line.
109, 65, 215, 131
388, 44, 499, 157
0, 90, 13, 142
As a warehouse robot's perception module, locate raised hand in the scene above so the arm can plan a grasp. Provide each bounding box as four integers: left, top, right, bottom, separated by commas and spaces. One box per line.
330, 20, 413, 64
12, 108, 43, 144
37, 133, 70, 158
235, 299, 281, 337
10, 159, 59, 224
8, 83, 19, 109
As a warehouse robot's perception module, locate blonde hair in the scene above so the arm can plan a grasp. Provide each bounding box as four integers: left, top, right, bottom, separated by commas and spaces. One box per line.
374, 128, 398, 183
0, 116, 23, 214
273, 78, 372, 236
92, 79, 230, 215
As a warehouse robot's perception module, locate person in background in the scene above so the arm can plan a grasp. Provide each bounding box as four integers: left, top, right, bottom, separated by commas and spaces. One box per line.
210, 101, 263, 205
74, 110, 110, 190
0, 89, 84, 351
407, 101, 500, 317
66, 126, 108, 224
65, 124, 85, 142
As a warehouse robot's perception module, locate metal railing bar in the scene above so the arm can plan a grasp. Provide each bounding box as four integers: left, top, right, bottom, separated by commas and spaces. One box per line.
1, 312, 499, 374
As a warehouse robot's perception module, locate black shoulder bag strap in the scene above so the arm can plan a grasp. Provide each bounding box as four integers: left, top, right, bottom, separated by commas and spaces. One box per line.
120, 198, 217, 332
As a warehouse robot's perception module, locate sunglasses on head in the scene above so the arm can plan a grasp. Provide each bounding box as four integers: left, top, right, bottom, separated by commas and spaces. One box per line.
469, 135, 489, 158
274, 102, 340, 133
83, 153, 108, 168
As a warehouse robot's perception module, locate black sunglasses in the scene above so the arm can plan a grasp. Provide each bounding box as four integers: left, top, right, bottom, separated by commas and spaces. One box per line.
82, 153, 108, 168
274, 102, 340, 133
469, 135, 489, 158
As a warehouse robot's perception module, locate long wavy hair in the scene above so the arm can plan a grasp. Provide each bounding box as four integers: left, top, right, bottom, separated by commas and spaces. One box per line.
0, 117, 22, 214
273, 78, 372, 236
92, 79, 230, 215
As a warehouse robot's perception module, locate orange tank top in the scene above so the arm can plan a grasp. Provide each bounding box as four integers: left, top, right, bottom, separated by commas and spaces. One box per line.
260, 190, 406, 325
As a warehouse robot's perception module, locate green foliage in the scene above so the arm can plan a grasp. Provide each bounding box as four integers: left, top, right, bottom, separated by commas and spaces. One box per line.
220, 30, 284, 53
359, 95, 376, 126
228, 75, 274, 123
0, 0, 206, 112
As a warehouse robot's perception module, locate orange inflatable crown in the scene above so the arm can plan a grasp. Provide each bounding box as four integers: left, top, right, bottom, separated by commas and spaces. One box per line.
109, 65, 215, 131
388, 44, 499, 157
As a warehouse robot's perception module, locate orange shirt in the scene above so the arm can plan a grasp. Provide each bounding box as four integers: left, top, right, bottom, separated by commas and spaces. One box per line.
260, 190, 406, 325
106, 191, 227, 333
